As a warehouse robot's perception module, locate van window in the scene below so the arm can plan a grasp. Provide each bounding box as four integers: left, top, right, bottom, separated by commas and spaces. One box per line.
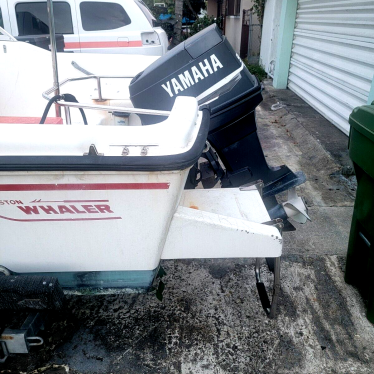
80, 2, 131, 31
16, 2, 73, 35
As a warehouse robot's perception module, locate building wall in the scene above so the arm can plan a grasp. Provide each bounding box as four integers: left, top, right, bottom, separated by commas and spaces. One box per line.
206, 0, 258, 57
259, 0, 282, 76
263, 0, 374, 135
288, 0, 374, 135
207, 0, 226, 19
207, 0, 217, 17
224, 0, 256, 56
240, 0, 260, 62
225, 16, 241, 54
241, 0, 257, 23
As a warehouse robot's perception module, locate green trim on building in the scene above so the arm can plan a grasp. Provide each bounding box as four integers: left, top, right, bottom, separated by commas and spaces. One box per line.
273, 0, 298, 89
368, 75, 374, 105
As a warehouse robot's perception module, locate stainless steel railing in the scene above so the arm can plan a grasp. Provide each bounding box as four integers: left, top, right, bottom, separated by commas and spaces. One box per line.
42, 75, 171, 124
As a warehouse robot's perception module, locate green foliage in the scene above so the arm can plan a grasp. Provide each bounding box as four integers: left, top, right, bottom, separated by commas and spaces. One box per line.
183, 0, 206, 21
162, 22, 176, 39
251, 0, 265, 24
190, 15, 221, 36
142, 0, 207, 40
243, 60, 267, 81
143, 0, 174, 19
143, 0, 205, 21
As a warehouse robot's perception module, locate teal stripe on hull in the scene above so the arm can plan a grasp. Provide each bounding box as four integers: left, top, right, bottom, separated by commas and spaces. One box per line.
22, 268, 158, 291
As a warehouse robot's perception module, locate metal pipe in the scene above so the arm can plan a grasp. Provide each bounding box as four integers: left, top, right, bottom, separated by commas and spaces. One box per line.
64, 107, 71, 124
97, 77, 103, 101
42, 75, 135, 100
46, 0, 61, 117
269, 257, 281, 319
255, 258, 261, 283
56, 101, 171, 116
42, 74, 171, 117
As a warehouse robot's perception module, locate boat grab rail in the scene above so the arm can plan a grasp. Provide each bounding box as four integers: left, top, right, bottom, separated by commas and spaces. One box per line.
42, 75, 171, 124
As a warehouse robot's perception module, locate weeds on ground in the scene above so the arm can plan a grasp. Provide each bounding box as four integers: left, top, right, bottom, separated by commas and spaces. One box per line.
243, 60, 267, 81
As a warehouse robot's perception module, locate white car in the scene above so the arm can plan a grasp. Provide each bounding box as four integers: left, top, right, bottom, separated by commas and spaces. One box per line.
0, 0, 168, 55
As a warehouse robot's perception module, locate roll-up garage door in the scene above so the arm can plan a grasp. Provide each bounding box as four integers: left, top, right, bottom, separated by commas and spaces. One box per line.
288, 0, 374, 135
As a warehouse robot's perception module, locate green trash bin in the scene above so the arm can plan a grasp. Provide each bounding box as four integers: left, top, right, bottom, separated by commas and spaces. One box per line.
345, 101, 374, 323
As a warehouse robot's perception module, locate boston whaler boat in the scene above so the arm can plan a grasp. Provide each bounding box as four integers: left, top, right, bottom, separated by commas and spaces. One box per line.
0, 12, 309, 359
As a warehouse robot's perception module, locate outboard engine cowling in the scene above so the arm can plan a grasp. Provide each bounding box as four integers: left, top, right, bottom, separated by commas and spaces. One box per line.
130, 24, 248, 122
129, 25, 305, 200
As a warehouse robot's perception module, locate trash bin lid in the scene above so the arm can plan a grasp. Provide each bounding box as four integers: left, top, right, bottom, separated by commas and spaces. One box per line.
349, 103, 374, 144
349, 103, 374, 179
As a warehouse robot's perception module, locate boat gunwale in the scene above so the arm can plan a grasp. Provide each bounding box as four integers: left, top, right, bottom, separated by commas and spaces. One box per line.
0, 109, 210, 172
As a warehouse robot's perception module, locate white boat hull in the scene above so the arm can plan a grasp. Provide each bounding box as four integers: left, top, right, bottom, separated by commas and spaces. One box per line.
0, 174, 281, 290
0, 170, 188, 275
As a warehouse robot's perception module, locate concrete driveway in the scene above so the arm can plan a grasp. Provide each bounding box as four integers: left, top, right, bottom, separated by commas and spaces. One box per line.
1, 80, 373, 374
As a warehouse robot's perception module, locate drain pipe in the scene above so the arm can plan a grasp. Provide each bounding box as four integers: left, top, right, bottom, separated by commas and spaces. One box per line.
46, 0, 61, 117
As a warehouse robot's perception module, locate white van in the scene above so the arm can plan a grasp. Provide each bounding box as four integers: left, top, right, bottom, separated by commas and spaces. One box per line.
0, 0, 168, 55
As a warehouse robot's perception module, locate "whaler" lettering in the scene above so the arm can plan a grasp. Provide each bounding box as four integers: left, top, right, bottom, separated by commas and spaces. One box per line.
17, 204, 113, 215
161, 54, 224, 98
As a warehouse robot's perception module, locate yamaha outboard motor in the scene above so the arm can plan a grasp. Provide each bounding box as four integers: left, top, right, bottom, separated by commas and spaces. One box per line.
129, 24, 309, 231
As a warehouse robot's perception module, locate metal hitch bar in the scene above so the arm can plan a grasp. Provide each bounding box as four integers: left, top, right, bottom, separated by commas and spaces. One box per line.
0, 313, 45, 363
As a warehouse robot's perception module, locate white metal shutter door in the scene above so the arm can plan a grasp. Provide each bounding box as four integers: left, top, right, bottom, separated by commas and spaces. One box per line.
288, 0, 374, 135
